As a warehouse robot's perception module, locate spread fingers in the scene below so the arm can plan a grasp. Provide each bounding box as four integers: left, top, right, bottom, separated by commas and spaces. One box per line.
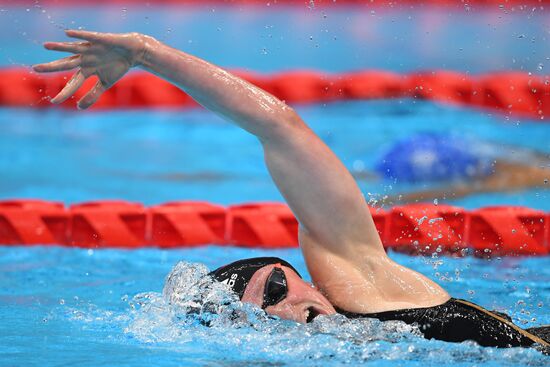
77, 80, 106, 110
43, 41, 90, 54
32, 55, 81, 73
50, 70, 86, 104
65, 29, 109, 43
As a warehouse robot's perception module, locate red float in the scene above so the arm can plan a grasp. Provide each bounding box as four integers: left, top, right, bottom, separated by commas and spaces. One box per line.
2, 69, 548, 120
369, 206, 388, 243
0, 200, 68, 245
228, 203, 299, 248
69, 200, 148, 248
386, 203, 467, 255
408, 71, 475, 105
339, 71, 408, 100
269, 71, 331, 104
122, 73, 196, 109
0, 199, 548, 256
150, 201, 226, 247
479, 73, 549, 119
468, 206, 548, 256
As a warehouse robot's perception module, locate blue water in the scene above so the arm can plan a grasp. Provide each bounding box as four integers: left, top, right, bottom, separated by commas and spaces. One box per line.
1, 246, 548, 367
0, 3, 549, 367
1, 100, 549, 209
1, 4, 548, 74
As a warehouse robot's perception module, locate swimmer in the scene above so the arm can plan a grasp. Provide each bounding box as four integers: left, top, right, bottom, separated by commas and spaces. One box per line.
354, 133, 549, 204
33, 30, 550, 351
388, 159, 549, 203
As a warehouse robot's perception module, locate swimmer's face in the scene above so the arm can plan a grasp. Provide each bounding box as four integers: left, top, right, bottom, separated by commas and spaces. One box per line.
241, 264, 336, 323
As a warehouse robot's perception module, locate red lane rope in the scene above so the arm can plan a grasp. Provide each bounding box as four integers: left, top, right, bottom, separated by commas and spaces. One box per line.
1, 199, 548, 256
6, 1, 548, 8
1, 68, 549, 120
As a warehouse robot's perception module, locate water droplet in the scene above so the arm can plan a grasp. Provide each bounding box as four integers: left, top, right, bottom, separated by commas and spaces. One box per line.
59, 299, 65, 305
433, 198, 439, 206
417, 215, 428, 225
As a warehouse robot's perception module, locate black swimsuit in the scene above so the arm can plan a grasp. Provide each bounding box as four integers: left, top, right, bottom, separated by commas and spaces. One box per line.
337, 298, 550, 351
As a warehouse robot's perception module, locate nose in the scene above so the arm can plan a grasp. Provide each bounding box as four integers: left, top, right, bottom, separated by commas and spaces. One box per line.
285, 279, 335, 314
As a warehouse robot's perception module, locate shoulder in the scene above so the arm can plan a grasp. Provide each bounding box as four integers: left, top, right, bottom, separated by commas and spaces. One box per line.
299, 230, 450, 313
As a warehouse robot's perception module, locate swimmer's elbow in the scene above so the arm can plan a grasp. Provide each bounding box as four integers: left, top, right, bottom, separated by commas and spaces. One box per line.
261, 107, 308, 144
280, 106, 306, 131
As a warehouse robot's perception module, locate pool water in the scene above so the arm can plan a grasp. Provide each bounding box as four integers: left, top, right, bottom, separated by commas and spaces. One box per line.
1, 100, 549, 209
2, 5, 548, 74
1, 245, 548, 367
0, 3, 549, 367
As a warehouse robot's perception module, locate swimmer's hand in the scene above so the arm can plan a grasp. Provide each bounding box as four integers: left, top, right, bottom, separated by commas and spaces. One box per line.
32, 30, 149, 109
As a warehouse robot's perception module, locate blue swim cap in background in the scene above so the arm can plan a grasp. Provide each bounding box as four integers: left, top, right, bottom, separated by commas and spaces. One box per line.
375, 133, 493, 183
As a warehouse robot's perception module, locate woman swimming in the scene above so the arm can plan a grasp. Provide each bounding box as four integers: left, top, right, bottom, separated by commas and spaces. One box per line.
353, 132, 550, 204
33, 30, 549, 351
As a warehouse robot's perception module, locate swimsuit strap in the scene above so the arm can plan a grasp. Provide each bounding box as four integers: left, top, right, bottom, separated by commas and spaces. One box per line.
453, 299, 549, 348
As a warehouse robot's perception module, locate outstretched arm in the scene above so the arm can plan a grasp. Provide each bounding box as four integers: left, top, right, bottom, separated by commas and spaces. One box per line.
34, 31, 448, 311
33, 30, 383, 256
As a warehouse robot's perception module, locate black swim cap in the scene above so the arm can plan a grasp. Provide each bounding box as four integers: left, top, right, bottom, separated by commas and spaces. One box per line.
209, 257, 302, 300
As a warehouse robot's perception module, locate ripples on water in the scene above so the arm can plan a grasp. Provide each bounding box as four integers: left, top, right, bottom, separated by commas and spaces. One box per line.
120, 262, 548, 366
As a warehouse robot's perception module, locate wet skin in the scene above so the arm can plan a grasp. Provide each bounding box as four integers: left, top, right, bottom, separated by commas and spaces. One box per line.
33, 30, 450, 318
241, 265, 336, 323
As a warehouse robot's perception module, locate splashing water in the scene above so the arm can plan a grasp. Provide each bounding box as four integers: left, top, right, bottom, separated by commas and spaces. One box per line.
120, 261, 549, 366
2, 246, 548, 366
123, 261, 438, 364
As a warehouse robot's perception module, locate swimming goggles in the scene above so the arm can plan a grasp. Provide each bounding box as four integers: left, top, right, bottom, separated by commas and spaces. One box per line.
262, 267, 288, 309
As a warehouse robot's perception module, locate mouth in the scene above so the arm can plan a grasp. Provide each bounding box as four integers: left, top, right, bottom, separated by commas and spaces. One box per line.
305, 306, 321, 323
